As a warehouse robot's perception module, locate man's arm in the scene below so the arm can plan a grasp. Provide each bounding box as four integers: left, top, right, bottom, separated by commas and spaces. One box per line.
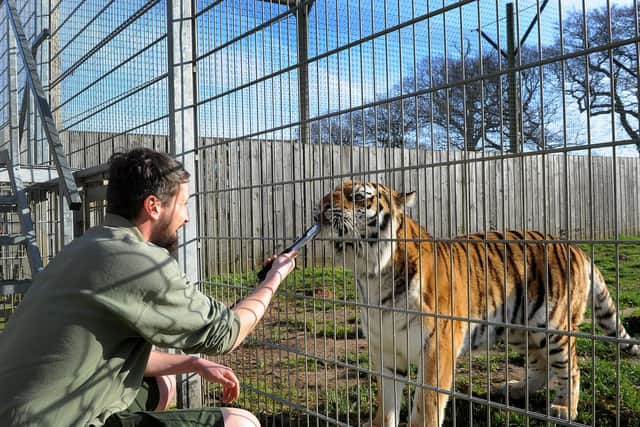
229, 252, 297, 351
144, 351, 203, 377
145, 351, 241, 403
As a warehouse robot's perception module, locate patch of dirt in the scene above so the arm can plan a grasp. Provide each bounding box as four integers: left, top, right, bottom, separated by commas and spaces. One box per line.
211, 300, 640, 425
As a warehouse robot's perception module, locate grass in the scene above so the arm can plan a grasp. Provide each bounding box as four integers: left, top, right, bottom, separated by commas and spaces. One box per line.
208, 238, 640, 426
579, 237, 640, 313
206, 266, 356, 310
323, 384, 374, 423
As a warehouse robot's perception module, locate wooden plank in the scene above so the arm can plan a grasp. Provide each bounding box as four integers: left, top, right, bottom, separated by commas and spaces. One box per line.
250, 139, 262, 264
593, 157, 602, 238
618, 159, 626, 234
567, 155, 576, 238
577, 155, 587, 239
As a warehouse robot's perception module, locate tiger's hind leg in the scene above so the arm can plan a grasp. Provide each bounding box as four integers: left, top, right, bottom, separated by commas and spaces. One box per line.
500, 347, 549, 401
365, 357, 405, 427
548, 334, 580, 420
500, 330, 551, 400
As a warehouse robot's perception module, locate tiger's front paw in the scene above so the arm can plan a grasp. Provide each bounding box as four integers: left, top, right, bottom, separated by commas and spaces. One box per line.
550, 404, 569, 420
361, 417, 381, 427
498, 380, 527, 401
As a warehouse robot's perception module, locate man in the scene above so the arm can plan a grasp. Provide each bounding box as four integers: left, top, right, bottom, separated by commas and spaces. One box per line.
0, 148, 297, 426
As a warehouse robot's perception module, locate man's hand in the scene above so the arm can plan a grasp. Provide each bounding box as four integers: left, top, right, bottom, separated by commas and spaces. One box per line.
194, 359, 240, 403
145, 351, 241, 403
264, 251, 298, 282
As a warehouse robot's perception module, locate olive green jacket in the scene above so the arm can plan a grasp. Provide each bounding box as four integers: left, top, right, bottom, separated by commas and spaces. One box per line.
0, 214, 240, 426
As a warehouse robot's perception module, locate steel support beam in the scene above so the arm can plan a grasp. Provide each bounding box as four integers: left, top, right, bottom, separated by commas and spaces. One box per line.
6, 17, 18, 160
506, 3, 521, 154
295, 1, 310, 145
0, 279, 32, 295
0, 164, 59, 184
167, 0, 202, 409
4, 0, 81, 210
18, 29, 50, 151
257, 0, 313, 143
0, 149, 43, 276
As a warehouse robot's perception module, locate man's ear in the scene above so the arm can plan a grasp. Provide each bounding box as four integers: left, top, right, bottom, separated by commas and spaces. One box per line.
142, 195, 162, 220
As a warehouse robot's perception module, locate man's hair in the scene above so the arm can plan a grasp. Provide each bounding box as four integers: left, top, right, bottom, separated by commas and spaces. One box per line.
106, 148, 190, 220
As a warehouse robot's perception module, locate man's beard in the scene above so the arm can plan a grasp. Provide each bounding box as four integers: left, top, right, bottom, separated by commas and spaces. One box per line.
153, 231, 179, 254
151, 217, 179, 254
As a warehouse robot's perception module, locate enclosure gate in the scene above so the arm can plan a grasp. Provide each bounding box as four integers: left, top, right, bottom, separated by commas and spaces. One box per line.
1, 1, 639, 426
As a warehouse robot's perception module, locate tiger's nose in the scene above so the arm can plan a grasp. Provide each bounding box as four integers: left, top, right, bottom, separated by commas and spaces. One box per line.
321, 193, 340, 210
315, 209, 331, 225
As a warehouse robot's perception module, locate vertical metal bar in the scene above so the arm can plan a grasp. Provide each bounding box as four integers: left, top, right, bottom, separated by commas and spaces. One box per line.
506, 2, 520, 154
167, 0, 202, 409
58, 181, 74, 248
34, 0, 46, 165
296, 0, 309, 145
6, 12, 18, 161
605, 2, 622, 425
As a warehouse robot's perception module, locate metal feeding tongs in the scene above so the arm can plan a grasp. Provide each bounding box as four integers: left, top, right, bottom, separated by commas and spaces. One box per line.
256, 223, 320, 281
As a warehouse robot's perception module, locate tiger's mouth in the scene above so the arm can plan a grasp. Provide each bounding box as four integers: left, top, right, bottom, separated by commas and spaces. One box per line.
332, 226, 357, 251
315, 210, 358, 252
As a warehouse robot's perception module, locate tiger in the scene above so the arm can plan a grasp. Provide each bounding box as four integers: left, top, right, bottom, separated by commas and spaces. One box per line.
316, 180, 640, 427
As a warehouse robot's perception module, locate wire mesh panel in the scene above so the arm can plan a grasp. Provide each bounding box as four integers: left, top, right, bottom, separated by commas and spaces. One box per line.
0, 0, 173, 336
50, 0, 170, 169
196, 0, 640, 426
0, 0, 637, 424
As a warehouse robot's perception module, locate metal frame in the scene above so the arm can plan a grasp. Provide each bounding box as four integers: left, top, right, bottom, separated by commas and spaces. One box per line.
3, 0, 80, 210
0, 149, 42, 277
193, 1, 640, 426
167, 0, 203, 409
0, 1, 638, 425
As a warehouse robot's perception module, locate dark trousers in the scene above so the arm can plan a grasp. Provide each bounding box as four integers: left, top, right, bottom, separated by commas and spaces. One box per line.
104, 378, 224, 427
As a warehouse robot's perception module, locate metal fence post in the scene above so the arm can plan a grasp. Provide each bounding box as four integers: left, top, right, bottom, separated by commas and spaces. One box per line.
167, 0, 202, 409
6, 17, 18, 160
296, 1, 310, 145
506, 2, 521, 154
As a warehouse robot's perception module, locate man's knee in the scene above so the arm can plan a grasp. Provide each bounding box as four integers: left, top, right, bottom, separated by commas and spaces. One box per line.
154, 375, 176, 411
221, 407, 260, 427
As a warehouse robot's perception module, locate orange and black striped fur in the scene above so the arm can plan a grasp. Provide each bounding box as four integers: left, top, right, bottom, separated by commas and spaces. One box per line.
317, 180, 639, 427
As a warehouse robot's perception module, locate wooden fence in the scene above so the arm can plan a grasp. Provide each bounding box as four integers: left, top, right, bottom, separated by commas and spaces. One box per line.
56, 132, 640, 275
197, 139, 640, 274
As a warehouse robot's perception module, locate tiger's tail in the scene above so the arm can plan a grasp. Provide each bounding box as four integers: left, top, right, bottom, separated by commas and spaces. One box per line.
589, 262, 640, 356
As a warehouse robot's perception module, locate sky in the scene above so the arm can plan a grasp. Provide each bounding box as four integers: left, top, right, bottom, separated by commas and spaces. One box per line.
41, 0, 638, 156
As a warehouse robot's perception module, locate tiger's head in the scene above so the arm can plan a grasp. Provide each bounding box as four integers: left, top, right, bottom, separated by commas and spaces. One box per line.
316, 180, 416, 253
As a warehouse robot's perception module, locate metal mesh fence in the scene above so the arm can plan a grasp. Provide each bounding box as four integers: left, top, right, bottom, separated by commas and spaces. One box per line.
0, 0, 638, 426
50, 0, 170, 169
196, 1, 640, 426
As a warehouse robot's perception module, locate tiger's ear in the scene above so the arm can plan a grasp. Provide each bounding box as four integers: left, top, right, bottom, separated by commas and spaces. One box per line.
398, 191, 417, 208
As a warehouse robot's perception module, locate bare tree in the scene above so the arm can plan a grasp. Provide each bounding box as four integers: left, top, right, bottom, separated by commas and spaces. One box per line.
561, 4, 639, 152
409, 44, 560, 151
308, 111, 366, 145
311, 43, 560, 151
